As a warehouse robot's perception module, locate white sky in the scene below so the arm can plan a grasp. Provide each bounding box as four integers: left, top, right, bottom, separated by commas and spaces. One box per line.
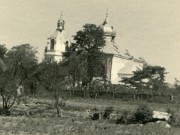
0, 0, 180, 83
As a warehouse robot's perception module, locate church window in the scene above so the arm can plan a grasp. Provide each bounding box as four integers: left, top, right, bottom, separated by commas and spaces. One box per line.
50, 39, 55, 50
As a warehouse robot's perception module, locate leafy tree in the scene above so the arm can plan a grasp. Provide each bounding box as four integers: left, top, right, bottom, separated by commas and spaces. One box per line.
0, 44, 38, 115
35, 60, 68, 117
63, 44, 88, 86
0, 44, 7, 58
6, 44, 38, 93
174, 78, 180, 91
64, 24, 106, 84
0, 44, 13, 115
0, 44, 7, 72
121, 65, 167, 90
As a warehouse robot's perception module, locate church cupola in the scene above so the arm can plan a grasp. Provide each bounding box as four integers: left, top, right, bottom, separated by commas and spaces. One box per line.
100, 9, 116, 42
57, 13, 65, 31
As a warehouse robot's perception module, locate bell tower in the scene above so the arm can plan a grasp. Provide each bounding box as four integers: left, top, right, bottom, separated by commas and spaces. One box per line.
44, 13, 69, 62
100, 10, 118, 82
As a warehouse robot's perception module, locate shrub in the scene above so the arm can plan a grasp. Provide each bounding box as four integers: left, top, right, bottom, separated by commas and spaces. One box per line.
103, 106, 114, 119
116, 110, 135, 124
0, 107, 10, 116
134, 105, 153, 124
90, 107, 100, 120
91, 113, 100, 120
167, 108, 180, 127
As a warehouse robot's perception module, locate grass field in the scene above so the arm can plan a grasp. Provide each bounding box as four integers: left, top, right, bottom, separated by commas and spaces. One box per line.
0, 97, 180, 135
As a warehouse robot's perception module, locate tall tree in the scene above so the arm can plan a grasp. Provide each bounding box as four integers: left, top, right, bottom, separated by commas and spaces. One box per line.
64, 24, 106, 83
6, 44, 38, 93
35, 60, 68, 117
0, 44, 7, 72
63, 44, 88, 86
0, 44, 38, 115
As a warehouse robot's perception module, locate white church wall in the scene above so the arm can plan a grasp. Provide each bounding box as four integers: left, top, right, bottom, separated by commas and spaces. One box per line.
54, 56, 62, 62
55, 31, 66, 53
111, 56, 143, 84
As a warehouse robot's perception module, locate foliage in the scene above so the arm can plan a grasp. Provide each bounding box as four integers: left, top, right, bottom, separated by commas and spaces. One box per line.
0, 71, 17, 115
0, 44, 38, 115
134, 105, 153, 124
174, 78, 180, 91
116, 105, 152, 125
64, 24, 106, 84
35, 59, 69, 116
103, 106, 114, 119
6, 44, 38, 92
0, 44, 7, 72
36, 60, 68, 92
0, 44, 7, 58
116, 110, 135, 124
64, 47, 88, 85
167, 108, 180, 127
121, 65, 167, 90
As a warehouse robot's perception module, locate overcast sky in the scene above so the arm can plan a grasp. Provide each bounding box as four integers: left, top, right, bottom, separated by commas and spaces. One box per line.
0, 0, 180, 83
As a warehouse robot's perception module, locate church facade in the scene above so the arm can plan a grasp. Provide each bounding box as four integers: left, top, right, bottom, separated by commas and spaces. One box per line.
44, 12, 143, 84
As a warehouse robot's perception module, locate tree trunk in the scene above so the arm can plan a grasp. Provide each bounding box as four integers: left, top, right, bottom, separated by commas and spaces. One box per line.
0, 95, 11, 116
55, 97, 60, 117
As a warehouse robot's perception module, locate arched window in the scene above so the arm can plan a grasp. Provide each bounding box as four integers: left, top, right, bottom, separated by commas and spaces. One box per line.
50, 39, 55, 50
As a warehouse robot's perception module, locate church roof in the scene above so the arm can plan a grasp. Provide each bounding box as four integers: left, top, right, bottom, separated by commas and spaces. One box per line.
48, 30, 59, 39
102, 40, 120, 54
102, 41, 145, 64
48, 27, 69, 40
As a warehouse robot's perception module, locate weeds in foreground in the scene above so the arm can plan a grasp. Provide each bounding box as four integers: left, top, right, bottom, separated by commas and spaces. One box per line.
116, 105, 153, 124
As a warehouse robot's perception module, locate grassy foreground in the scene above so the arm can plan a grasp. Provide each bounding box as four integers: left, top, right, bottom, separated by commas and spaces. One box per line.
0, 116, 180, 135
0, 97, 180, 135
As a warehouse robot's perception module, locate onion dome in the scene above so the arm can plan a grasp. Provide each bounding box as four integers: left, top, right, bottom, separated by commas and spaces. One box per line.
57, 12, 65, 31
100, 9, 116, 38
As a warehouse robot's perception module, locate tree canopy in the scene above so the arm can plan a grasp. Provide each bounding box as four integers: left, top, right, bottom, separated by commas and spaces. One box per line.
35, 59, 69, 116
121, 65, 167, 90
0, 44, 7, 72
64, 24, 106, 84
0, 44, 38, 114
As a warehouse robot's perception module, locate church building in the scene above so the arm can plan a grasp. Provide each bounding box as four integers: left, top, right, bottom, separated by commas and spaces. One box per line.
100, 11, 143, 84
44, 14, 69, 62
44, 12, 144, 84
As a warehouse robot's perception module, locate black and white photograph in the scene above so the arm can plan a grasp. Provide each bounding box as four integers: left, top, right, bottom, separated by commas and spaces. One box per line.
0, 0, 180, 134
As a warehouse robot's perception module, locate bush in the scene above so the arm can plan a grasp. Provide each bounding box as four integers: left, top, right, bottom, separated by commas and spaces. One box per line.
90, 108, 100, 120
116, 110, 135, 124
0, 107, 11, 116
167, 108, 180, 127
91, 113, 100, 120
134, 105, 153, 124
103, 106, 113, 119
